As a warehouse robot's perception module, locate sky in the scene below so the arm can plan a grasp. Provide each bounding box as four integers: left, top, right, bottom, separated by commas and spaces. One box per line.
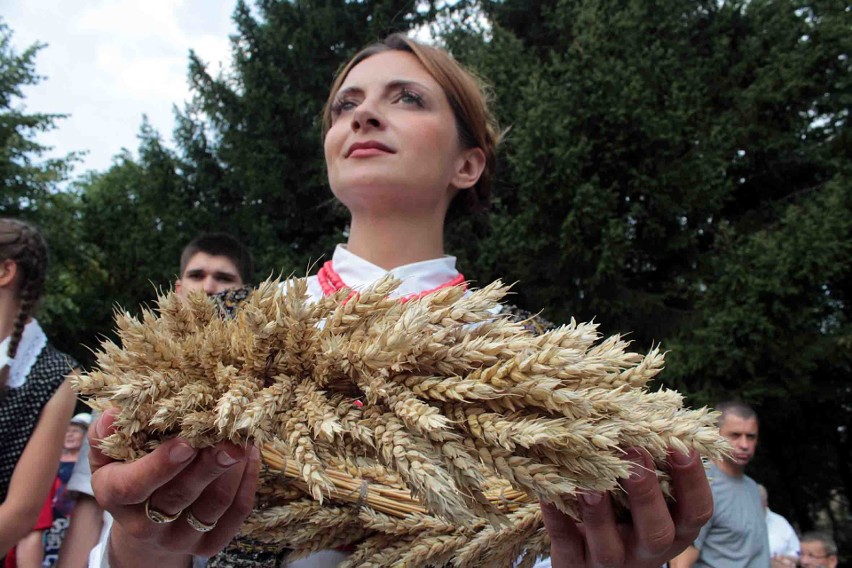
4, 0, 238, 178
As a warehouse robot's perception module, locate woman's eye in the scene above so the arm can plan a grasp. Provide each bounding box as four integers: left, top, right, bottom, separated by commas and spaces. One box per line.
399, 90, 424, 106
331, 99, 357, 115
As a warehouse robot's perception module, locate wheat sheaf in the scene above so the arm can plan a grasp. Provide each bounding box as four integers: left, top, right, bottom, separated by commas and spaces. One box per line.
73, 276, 727, 567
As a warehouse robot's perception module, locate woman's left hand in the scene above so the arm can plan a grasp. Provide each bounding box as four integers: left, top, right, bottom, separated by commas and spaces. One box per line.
89, 409, 261, 566
541, 447, 713, 568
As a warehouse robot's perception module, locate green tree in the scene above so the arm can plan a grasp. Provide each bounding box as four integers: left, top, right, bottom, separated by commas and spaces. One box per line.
668, 175, 851, 536
0, 19, 90, 363
64, 121, 210, 362
443, 0, 850, 545
0, 20, 76, 215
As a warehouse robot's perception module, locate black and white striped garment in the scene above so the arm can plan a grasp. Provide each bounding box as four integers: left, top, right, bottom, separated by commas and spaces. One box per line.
0, 343, 79, 503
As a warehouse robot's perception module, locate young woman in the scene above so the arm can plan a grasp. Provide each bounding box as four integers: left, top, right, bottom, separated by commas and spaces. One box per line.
0, 218, 79, 561
87, 35, 713, 568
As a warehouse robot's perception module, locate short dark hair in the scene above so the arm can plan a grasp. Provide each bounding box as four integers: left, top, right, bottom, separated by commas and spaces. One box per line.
716, 400, 758, 426
800, 531, 838, 556
179, 233, 254, 283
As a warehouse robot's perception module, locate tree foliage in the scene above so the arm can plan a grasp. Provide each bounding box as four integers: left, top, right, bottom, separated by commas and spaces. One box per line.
0, 19, 89, 359
0, 21, 77, 215
442, 0, 851, 543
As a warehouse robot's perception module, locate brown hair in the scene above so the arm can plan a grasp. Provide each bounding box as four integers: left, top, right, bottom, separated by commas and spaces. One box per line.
322, 33, 500, 214
0, 218, 49, 390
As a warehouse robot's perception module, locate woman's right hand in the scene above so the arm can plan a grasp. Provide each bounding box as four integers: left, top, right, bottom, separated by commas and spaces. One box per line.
89, 409, 261, 567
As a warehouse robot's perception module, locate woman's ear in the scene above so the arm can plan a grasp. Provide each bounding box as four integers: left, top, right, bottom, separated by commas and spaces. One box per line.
450, 147, 486, 190
0, 259, 18, 288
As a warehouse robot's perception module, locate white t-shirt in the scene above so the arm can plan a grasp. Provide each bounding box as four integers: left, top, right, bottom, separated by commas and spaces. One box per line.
766, 509, 799, 557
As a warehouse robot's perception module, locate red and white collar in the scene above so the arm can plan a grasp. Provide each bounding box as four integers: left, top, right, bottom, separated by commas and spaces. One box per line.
306, 244, 462, 302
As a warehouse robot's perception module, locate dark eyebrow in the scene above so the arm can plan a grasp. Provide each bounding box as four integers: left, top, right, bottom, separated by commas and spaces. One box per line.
387, 79, 434, 94
336, 79, 435, 99
335, 86, 362, 98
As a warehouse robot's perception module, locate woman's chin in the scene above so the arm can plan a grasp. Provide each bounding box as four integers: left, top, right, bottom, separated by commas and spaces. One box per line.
335, 184, 442, 215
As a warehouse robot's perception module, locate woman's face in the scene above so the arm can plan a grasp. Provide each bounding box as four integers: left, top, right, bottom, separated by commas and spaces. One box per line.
324, 50, 474, 218
64, 424, 86, 451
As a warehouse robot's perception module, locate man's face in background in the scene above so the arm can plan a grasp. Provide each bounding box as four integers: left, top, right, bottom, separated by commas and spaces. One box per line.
719, 413, 758, 469
175, 252, 243, 297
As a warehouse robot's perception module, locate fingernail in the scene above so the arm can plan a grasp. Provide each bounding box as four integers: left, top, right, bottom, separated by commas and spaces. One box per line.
670, 449, 695, 467
169, 443, 196, 463
580, 491, 603, 506
217, 449, 240, 467
626, 447, 648, 480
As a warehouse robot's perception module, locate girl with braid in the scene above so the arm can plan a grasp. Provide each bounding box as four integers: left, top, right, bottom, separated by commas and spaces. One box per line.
0, 218, 79, 561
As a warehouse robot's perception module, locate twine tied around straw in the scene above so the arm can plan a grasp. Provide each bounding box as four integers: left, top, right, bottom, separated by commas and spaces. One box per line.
496, 486, 511, 513
357, 480, 370, 509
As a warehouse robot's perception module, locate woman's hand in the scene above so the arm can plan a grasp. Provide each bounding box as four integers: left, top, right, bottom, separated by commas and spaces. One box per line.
89, 409, 261, 567
541, 447, 713, 568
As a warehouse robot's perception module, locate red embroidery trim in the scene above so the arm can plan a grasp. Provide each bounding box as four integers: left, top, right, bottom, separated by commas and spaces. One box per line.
317, 260, 466, 303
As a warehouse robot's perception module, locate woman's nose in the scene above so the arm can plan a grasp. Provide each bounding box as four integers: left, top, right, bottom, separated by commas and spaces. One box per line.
351, 101, 383, 132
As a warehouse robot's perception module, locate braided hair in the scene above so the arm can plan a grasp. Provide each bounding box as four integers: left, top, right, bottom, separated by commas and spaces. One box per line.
0, 218, 49, 391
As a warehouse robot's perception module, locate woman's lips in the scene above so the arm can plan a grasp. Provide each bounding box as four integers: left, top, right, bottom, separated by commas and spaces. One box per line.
349, 147, 393, 158
346, 141, 395, 157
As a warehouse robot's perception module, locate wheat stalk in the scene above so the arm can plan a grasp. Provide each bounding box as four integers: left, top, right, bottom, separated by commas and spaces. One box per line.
73, 275, 729, 566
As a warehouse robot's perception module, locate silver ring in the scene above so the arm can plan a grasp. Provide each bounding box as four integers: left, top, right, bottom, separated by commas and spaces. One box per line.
185, 509, 217, 533
144, 498, 182, 524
